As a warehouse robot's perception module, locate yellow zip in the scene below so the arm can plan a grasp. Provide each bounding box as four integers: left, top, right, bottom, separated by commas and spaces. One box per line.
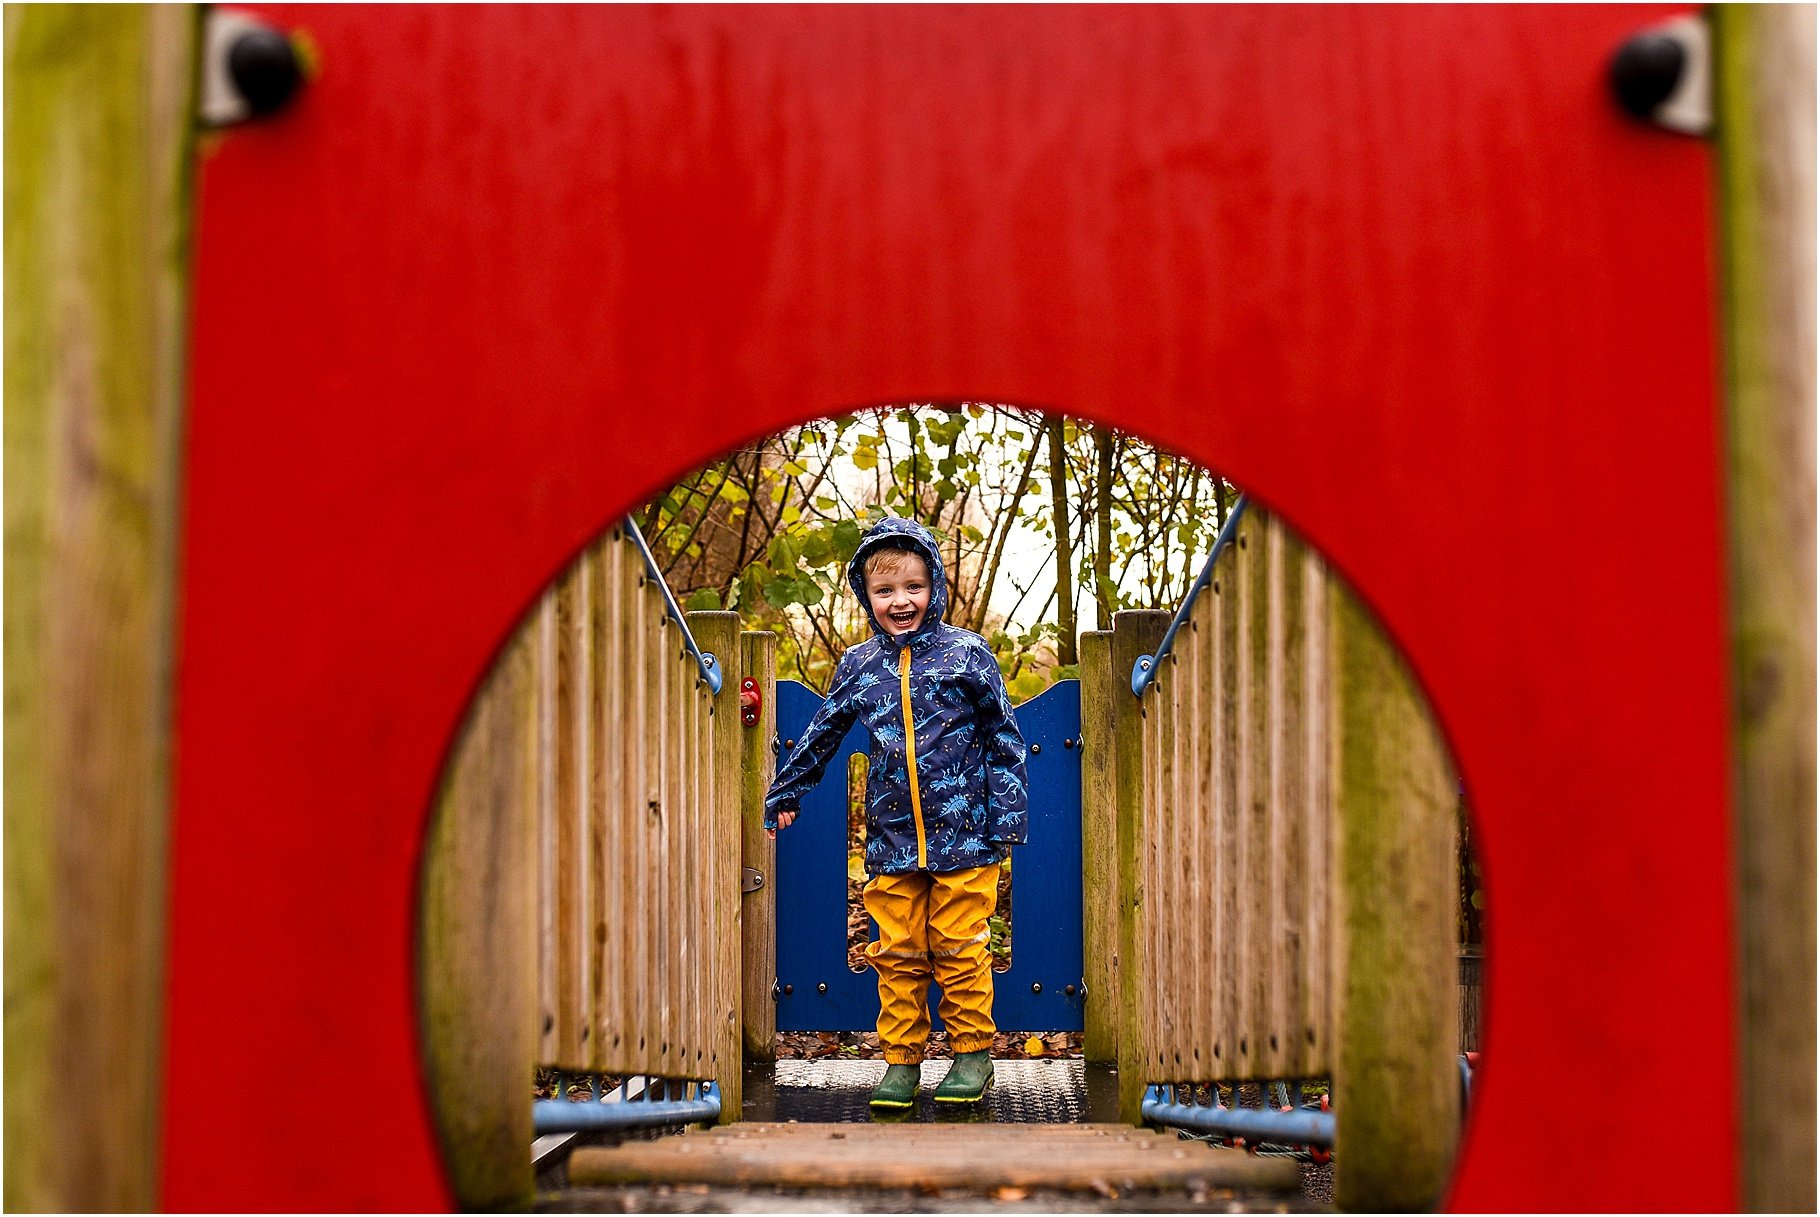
898, 645, 927, 869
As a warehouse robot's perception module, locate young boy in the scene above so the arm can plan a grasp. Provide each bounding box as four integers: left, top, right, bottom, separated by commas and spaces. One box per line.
764, 517, 1029, 1108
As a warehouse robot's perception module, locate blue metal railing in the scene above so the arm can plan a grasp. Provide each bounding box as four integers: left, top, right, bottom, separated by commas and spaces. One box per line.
533, 1074, 721, 1134
1130, 496, 1250, 697
1141, 1081, 1335, 1150
624, 517, 723, 694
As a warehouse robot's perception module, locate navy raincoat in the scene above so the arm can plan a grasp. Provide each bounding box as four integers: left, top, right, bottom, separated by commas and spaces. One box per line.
763, 518, 1029, 875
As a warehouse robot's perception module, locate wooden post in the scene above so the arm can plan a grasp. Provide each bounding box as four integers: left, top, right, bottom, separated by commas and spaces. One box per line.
1713, 8, 1818, 1212
739, 632, 780, 1061
1329, 584, 1459, 1211
1112, 611, 1170, 1122
689, 612, 744, 1122
420, 634, 538, 1211
1078, 632, 1118, 1062
4, 8, 199, 1211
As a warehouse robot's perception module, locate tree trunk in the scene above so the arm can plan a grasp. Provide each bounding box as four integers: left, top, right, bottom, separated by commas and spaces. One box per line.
1047, 416, 1078, 665
1094, 426, 1115, 630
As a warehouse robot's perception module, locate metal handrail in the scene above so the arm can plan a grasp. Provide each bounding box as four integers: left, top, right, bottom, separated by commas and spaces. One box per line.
624, 517, 723, 694
533, 1078, 721, 1133
1130, 495, 1250, 697
1141, 1082, 1334, 1147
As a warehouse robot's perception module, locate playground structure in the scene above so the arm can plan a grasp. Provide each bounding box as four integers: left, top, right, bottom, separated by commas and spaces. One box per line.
423, 500, 1457, 1209
6, 6, 1812, 1212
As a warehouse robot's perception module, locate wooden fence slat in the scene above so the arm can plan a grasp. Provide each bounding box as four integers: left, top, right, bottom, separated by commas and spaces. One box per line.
3, 8, 197, 1209
1262, 518, 1289, 1078
1330, 581, 1459, 1209
623, 538, 653, 1073
575, 552, 596, 1071
740, 631, 780, 1060
1241, 520, 1273, 1079
689, 612, 744, 1120
556, 569, 586, 1068
1184, 605, 1210, 1079
420, 630, 537, 1210
1303, 547, 1332, 1072
1713, 7, 1818, 1209
652, 595, 676, 1076
536, 592, 558, 1065
1077, 632, 1119, 1062
1213, 555, 1241, 1075
637, 573, 662, 1071
596, 534, 627, 1071
1113, 610, 1170, 1121
1273, 525, 1310, 1077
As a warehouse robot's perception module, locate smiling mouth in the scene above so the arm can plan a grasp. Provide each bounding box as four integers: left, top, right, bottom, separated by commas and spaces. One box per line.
888, 610, 917, 629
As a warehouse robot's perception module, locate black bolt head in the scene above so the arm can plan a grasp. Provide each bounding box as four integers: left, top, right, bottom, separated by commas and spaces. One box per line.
1610, 32, 1685, 121
783, 984, 793, 995
228, 27, 303, 117
817, 982, 828, 994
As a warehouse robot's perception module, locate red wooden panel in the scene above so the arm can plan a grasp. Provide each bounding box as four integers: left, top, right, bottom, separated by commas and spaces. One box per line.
166, 6, 1732, 1209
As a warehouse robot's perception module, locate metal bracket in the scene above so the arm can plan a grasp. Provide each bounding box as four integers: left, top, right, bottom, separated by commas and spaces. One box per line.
741, 867, 765, 894
739, 678, 763, 727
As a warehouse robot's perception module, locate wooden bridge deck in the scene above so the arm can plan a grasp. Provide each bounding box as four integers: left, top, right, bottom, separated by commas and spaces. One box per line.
568, 1123, 1301, 1198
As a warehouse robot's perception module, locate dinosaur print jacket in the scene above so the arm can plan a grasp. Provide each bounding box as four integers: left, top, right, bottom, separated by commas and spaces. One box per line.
763, 517, 1029, 875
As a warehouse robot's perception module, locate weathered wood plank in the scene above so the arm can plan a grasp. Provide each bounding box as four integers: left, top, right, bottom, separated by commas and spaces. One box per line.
1212, 559, 1240, 1076
569, 1124, 1302, 1192
1712, 7, 1817, 1211
536, 593, 559, 1065
1238, 519, 1271, 1080
1300, 544, 1333, 1074
739, 631, 779, 1060
1112, 610, 1170, 1121
1077, 632, 1118, 1062
420, 631, 538, 1211
688, 612, 743, 1119
593, 527, 629, 1062
3, 8, 198, 1210
1329, 582, 1459, 1210
553, 570, 585, 1068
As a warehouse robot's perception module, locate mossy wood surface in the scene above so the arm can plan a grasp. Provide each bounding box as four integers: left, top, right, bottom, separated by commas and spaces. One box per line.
420, 634, 538, 1211
1328, 584, 1459, 1211
4, 7, 198, 1211
1713, 7, 1817, 1211
1111, 610, 1170, 1122
1077, 631, 1118, 1062
688, 612, 745, 1121
739, 632, 780, 1060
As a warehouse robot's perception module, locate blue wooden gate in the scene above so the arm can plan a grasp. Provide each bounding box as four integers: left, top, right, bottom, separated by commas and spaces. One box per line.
773, 678, 1085, 1032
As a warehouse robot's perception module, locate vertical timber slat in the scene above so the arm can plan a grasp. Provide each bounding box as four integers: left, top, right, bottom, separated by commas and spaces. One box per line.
1329, 583, 1460, 1210
536, 594, 559, 1065
1713, 7, 1818, 1210
689, 612, 744, 1120
420, 632, 537, 1211
740, 632, 780, 1060
1078, 632, 1119, 1062
1113, 610, 1170, 1121
2, 8, 198, 1210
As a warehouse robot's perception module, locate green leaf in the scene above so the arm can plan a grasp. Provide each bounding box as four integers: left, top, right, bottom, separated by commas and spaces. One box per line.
814, 495, 837, 511
832, 519, 863, 560
851, 446, 878, 471
763, 579, 796, 609
684, 587, 721, 611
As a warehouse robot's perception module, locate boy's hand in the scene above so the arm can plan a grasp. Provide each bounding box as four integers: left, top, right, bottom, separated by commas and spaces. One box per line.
766, 810, 797, 841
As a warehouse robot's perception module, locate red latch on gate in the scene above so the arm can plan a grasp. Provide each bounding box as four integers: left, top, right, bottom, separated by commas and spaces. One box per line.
739, 678, 762, 727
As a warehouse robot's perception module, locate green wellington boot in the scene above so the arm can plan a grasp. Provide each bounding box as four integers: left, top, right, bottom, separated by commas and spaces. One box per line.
869, 1063, 922, 1109
934, 1050, 995, 1103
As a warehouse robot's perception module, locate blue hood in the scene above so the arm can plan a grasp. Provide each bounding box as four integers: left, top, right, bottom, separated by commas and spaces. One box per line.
846, 517, 949, 647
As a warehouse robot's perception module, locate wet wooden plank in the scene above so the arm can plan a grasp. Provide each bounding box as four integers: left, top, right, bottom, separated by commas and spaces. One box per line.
568, 1123, 1301, 1192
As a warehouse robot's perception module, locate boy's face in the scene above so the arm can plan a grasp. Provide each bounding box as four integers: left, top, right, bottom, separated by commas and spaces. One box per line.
864, 553, 932, 637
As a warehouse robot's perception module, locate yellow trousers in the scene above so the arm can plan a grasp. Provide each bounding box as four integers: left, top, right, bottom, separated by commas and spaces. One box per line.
862, 864, 1001, 1065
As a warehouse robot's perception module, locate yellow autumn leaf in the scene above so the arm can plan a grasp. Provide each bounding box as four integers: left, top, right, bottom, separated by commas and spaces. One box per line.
1024, 1035, 1044, 1056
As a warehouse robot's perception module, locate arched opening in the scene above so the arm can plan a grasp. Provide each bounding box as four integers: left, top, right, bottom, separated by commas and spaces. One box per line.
418, 400, 1482, 1207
